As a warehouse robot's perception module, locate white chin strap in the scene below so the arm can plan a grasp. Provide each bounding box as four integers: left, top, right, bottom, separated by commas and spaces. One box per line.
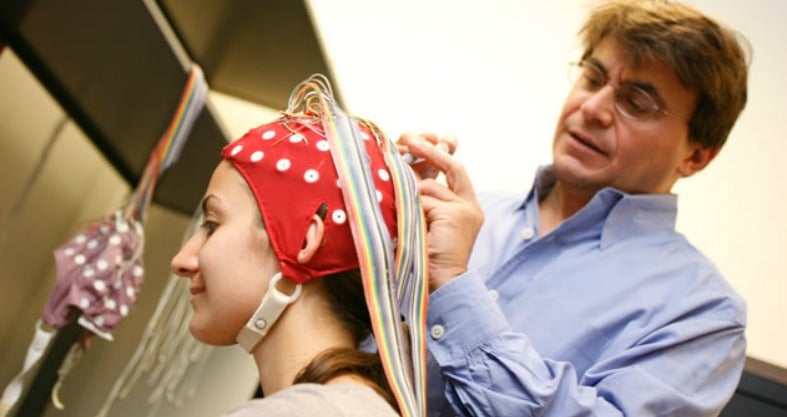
236, 272, 302, 353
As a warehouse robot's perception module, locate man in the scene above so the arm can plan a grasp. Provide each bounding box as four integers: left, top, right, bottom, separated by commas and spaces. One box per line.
402, 0, 749, 416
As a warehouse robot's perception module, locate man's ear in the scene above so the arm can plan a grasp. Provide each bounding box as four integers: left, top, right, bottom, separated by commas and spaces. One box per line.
297, 214, 325, 264
678, 145, 719, 178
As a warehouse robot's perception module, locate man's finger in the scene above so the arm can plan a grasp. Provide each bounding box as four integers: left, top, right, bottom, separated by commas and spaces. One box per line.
408, 139, 476, 200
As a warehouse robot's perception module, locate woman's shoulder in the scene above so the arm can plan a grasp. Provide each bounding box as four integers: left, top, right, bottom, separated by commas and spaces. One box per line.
221, 383, 400, 417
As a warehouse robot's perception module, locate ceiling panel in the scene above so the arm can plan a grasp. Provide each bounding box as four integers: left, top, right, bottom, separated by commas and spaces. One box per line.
159, 0, 341, 110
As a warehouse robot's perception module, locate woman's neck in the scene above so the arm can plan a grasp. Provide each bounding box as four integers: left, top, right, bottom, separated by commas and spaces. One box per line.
251, 284, 355, 395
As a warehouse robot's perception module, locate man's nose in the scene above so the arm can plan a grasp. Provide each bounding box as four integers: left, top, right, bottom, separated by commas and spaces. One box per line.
580, 84, 616, 127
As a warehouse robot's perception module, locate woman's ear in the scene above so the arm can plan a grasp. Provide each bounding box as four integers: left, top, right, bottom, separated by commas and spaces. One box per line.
297, 214, 325, 264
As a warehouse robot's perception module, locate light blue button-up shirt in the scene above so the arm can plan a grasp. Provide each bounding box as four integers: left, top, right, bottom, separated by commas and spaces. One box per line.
426, 167, 746, 417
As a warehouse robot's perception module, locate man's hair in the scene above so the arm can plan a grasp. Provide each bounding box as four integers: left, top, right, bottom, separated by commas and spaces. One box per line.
579, 0, 750, 149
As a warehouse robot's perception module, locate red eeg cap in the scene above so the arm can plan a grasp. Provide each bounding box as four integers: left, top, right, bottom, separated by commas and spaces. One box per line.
221, 115, 397, 284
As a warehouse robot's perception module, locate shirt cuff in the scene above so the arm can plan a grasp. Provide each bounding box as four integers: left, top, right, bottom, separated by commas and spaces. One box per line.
427, 269, 510, 365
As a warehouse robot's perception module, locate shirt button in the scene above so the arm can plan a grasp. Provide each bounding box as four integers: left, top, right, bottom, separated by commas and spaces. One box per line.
430, 324, 445, 340
520, 226, 535, 240
488, 289, 499, 301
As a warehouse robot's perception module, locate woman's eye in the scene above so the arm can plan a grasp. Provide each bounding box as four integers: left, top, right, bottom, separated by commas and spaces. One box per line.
201, 220, 218, 236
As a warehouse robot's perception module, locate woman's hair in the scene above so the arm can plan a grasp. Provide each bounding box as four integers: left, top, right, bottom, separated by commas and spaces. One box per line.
223, 80, 421, 414
292, 269, 398, 412
579, 0, 750, 149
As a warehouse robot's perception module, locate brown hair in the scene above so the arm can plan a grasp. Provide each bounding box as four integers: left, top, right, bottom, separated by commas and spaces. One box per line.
292, 269, 398, 412
579, 0, 750, 149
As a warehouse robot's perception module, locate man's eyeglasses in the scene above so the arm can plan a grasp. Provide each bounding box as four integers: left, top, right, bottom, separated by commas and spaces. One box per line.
568, 61, 669, 121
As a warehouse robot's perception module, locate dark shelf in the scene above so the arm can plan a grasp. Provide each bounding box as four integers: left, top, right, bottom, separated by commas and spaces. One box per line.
0, 0, 337, 214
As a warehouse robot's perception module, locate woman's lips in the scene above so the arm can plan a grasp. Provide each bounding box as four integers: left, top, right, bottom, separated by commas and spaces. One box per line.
190, 286, 205, 295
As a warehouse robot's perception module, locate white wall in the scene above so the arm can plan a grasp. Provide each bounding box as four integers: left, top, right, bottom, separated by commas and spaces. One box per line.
301, 0, 786, 368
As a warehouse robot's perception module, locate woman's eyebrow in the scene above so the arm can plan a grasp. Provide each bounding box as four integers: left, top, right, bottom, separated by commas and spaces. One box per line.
201, 194, 220, 216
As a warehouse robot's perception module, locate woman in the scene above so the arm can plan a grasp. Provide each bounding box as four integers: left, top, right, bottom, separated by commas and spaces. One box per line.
170, 79, 425, 416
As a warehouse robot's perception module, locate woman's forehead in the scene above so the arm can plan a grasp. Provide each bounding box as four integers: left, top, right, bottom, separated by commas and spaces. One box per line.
205, 162, 257, 212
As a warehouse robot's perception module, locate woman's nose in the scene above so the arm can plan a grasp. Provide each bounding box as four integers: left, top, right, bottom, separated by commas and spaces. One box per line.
170, 236, 199, 277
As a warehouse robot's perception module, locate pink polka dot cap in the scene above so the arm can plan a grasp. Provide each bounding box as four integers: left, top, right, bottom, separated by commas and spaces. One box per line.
44, 211, 145, 340
222, 114, 398, 284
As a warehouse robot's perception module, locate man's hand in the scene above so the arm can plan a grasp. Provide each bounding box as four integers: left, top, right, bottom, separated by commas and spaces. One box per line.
398, 133, 483, 292
397, 132, 457, 180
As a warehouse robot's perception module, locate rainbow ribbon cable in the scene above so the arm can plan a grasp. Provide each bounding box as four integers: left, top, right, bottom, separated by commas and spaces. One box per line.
379, 126, 429, 413
125, 64, 207, 223
288, 75, 428, 417
92, 64, 210, 417
1, 64, 209, 417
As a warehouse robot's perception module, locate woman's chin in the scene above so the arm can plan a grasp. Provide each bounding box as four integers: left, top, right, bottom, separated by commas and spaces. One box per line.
189, 320, 235, 346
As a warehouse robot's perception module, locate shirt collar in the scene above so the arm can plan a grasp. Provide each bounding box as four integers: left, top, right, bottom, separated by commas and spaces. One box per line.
520, 165, 678, 248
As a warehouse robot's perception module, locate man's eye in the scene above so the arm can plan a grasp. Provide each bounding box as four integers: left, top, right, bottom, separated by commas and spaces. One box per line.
582, 69, 605, 89
620, 88, 657, 117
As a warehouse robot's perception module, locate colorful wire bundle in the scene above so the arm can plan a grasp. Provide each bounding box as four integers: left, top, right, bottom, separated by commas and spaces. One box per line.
287, 74, 428, 417
125, 64, 207, 223
91, 64, 210, 417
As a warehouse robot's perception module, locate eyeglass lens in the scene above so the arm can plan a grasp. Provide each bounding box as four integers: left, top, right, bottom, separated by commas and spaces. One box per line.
570, 61, 666, 120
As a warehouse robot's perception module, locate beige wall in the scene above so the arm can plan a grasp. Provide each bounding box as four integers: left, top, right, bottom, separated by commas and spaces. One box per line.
0, 51, 259, 417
